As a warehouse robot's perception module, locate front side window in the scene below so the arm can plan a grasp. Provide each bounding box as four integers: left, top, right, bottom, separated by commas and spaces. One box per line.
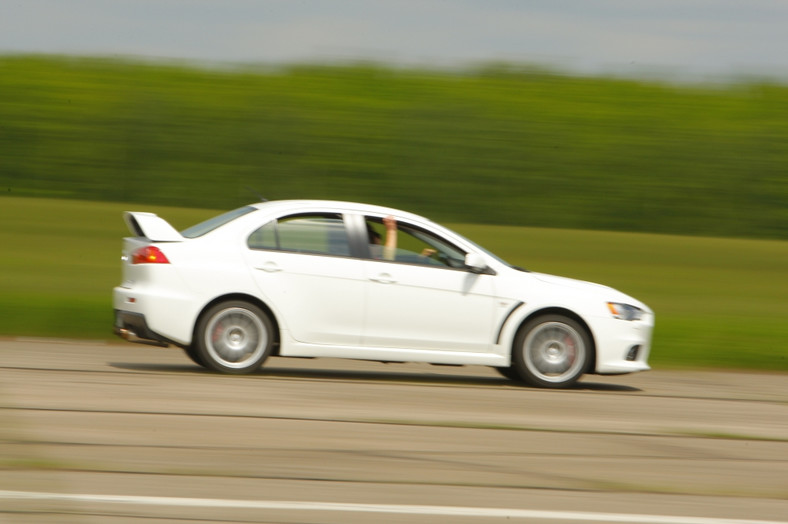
365, 216, 467, 268
248, 214, 350, 256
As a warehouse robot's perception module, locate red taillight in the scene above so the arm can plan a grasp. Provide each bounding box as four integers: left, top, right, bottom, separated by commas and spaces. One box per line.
131, 246, 170, 264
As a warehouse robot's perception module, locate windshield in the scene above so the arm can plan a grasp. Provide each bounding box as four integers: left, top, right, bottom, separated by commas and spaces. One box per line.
181, 206, 256, 238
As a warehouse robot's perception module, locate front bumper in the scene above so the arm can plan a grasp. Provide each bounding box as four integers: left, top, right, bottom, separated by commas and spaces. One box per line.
592, 312, 654, 375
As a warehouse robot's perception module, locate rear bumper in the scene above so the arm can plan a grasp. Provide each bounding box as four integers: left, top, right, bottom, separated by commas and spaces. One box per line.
114, 310, 170, 347
113, 282, 199, 346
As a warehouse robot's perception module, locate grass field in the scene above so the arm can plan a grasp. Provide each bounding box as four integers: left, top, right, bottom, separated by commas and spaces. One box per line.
1, 195, 786, 371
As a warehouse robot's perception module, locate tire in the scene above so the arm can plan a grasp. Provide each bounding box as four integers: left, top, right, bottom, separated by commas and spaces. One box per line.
194, 300, 274, 374
512, 314, 591, 388
182, 345, 207, 368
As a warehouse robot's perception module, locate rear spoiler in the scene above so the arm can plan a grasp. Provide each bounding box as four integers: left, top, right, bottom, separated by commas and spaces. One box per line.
124, 212, 184, 242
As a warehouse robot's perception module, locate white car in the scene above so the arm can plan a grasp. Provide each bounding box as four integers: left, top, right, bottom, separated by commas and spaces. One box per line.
113, 200, 653, 388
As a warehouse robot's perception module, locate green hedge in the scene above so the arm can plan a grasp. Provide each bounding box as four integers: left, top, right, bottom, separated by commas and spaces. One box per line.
1, 55, 787, 239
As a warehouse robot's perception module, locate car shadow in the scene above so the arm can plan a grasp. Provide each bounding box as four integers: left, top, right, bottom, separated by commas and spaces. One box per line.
262, 367, 642, 392
570, 381, 642, 392
260, 366, 507, 387
109, 361, 641, 392
109, 362, 210, 374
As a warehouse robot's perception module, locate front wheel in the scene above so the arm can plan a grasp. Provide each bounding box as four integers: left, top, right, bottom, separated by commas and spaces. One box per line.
513, 314, 591, 388
194, 301, 274, 374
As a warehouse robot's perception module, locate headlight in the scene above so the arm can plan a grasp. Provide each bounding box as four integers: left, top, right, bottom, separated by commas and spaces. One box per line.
607, 302, 643, 321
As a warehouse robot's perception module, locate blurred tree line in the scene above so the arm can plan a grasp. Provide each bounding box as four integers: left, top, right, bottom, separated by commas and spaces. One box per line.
1, 55, 786, 239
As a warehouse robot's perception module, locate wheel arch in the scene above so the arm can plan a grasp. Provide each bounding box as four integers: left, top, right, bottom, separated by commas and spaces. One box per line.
513, 307, 597, 373
193, 293, 282, 355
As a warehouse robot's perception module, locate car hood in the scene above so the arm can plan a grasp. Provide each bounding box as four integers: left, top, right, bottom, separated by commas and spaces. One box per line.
529, 272, 648, 310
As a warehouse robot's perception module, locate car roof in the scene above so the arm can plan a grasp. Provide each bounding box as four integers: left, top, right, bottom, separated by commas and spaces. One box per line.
248, 199, 434, 224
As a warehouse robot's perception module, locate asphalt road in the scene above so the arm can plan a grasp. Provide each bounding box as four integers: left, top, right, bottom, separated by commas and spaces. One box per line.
1, 338, 787, 523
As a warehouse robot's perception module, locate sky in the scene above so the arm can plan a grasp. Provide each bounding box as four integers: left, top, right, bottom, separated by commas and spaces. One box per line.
2, 0, 788, 81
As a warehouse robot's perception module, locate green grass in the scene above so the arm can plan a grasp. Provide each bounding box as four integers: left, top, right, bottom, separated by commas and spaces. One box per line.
2, 196, 787, 371
0, 197, 217, 339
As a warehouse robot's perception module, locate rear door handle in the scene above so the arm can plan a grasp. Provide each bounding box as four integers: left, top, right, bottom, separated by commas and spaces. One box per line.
255, 262, 282, 273
370, 273, 397, 284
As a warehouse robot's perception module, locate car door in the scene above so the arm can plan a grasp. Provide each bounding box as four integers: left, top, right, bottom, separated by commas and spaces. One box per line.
361, 216, 497, 352
244, 212, 365, 346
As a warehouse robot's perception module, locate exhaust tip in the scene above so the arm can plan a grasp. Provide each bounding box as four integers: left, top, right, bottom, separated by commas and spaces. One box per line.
114, 326, 136, 340
114, 325, 169, 347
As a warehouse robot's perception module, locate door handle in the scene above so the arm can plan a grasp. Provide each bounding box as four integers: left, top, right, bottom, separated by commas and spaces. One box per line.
255, 262, 282, 273
370, 273, 397, 284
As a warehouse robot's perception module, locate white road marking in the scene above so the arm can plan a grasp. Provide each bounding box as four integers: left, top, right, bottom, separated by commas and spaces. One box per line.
0, 490, 785, 524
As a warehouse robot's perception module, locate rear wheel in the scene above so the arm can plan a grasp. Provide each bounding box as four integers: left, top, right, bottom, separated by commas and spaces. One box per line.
195, 301, 273, 374
494, 365, 522, 382
182, 345, 206, 368
513, 314, 590, 388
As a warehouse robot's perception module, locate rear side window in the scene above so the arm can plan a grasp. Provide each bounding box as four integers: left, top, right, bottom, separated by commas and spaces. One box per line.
181, 206, 256, 238
248, 214, 351, 256
247, 220, 277, 249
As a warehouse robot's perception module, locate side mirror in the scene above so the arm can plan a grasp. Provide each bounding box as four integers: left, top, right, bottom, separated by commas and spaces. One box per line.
464, 253, 488, 274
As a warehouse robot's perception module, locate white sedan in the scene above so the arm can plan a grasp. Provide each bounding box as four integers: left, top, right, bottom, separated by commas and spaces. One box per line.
113, 200, 653, 388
